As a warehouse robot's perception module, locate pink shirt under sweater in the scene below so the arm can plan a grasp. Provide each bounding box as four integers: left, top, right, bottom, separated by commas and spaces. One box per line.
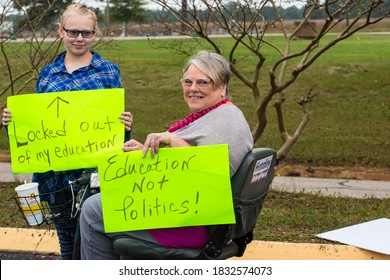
149, 226, 210, 248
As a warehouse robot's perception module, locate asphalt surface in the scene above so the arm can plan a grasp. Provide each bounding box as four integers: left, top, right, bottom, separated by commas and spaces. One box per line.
0, 250, 59, 260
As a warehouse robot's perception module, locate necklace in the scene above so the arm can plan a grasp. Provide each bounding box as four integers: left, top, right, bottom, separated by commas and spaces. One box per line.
168, 98, 229, 132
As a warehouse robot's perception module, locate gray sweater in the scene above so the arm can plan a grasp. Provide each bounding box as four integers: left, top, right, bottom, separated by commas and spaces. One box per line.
174, 105, 253, 176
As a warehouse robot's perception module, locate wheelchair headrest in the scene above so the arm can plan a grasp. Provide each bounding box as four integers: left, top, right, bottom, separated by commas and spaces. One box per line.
230, 148, 277, 199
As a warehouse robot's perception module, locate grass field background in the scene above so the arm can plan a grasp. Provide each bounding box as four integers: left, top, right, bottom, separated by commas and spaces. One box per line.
1, 33, 389, 168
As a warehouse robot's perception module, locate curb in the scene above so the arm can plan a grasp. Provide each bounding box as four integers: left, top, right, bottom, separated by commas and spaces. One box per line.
0, 227, 59, 255
1, 227, 389, 260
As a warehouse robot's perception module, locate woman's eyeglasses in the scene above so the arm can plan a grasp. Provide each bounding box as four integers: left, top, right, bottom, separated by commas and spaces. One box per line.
180, 78, 212, 88
62, 27, 96, 38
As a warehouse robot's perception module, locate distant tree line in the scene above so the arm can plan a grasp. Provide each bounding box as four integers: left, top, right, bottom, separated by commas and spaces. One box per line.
141, 0, 390, 23
4, 0, 390, 29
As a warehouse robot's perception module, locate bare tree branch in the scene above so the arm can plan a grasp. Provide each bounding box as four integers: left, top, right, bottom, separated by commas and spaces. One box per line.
150, 0, 389, 160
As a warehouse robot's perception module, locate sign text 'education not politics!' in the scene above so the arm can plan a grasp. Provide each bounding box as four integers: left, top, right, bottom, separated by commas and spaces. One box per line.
98, 145, 235, 232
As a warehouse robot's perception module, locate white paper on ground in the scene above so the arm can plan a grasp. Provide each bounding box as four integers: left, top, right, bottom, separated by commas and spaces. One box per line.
316, 218, 390, 255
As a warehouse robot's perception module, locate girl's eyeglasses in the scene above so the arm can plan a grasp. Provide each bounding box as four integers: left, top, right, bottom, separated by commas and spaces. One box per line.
62, 27, 96, 38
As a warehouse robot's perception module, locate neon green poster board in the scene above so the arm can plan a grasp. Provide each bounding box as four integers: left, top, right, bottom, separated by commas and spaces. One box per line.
7, 88, 125, 173
99, 145, 235, 232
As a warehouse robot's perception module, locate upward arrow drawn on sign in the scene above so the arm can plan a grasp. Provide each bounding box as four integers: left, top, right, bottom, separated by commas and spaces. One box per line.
47, 96, 70, 118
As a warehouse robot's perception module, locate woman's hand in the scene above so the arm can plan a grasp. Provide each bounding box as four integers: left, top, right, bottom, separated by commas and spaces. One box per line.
142, 133, 167, 158
1, 108, 11, 126
124, 132, 189, 158
119, 111, 133, 132
142, 132, 189, 158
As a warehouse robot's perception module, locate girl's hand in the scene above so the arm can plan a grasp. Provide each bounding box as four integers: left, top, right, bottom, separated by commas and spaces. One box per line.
2, 108, 11, 126
119, 111, 133, 132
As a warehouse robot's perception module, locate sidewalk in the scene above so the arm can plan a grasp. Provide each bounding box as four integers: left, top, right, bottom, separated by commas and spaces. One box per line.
271, 176, 390, 199
0, 162, 31, 183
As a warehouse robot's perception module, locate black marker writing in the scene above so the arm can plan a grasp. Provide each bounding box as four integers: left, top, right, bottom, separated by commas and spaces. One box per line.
103, 154, 196, 182
115, 194, 197, 221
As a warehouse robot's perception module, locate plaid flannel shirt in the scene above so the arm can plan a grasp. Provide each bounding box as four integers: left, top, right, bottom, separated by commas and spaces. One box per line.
32, 51, 129, 204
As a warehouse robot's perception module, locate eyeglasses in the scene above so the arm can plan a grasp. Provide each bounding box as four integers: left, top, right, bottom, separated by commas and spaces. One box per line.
62, 27, 96, 38
180, 78, 212, 88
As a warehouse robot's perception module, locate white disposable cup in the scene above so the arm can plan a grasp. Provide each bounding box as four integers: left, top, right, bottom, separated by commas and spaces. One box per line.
15, 182, 43, 226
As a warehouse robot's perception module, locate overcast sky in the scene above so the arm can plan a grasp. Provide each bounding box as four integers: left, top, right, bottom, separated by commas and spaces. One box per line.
0, 0, 304, 14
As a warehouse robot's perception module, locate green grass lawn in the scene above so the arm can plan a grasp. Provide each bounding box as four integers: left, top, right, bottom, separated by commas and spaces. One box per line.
2, 33, 389, 167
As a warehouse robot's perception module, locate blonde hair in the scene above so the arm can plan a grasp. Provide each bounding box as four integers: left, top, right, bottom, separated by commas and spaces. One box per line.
60, 4, 97, 29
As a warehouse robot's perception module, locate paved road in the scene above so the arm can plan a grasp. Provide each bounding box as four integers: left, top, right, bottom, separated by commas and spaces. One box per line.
0, 250, 58, 260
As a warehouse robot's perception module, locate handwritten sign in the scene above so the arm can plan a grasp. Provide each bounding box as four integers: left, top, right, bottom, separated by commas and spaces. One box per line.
7, 89, 125, 173
98, 145, 235, 232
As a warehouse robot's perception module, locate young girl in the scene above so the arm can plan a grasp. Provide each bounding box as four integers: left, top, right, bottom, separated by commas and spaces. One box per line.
2, 4, 133, 259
